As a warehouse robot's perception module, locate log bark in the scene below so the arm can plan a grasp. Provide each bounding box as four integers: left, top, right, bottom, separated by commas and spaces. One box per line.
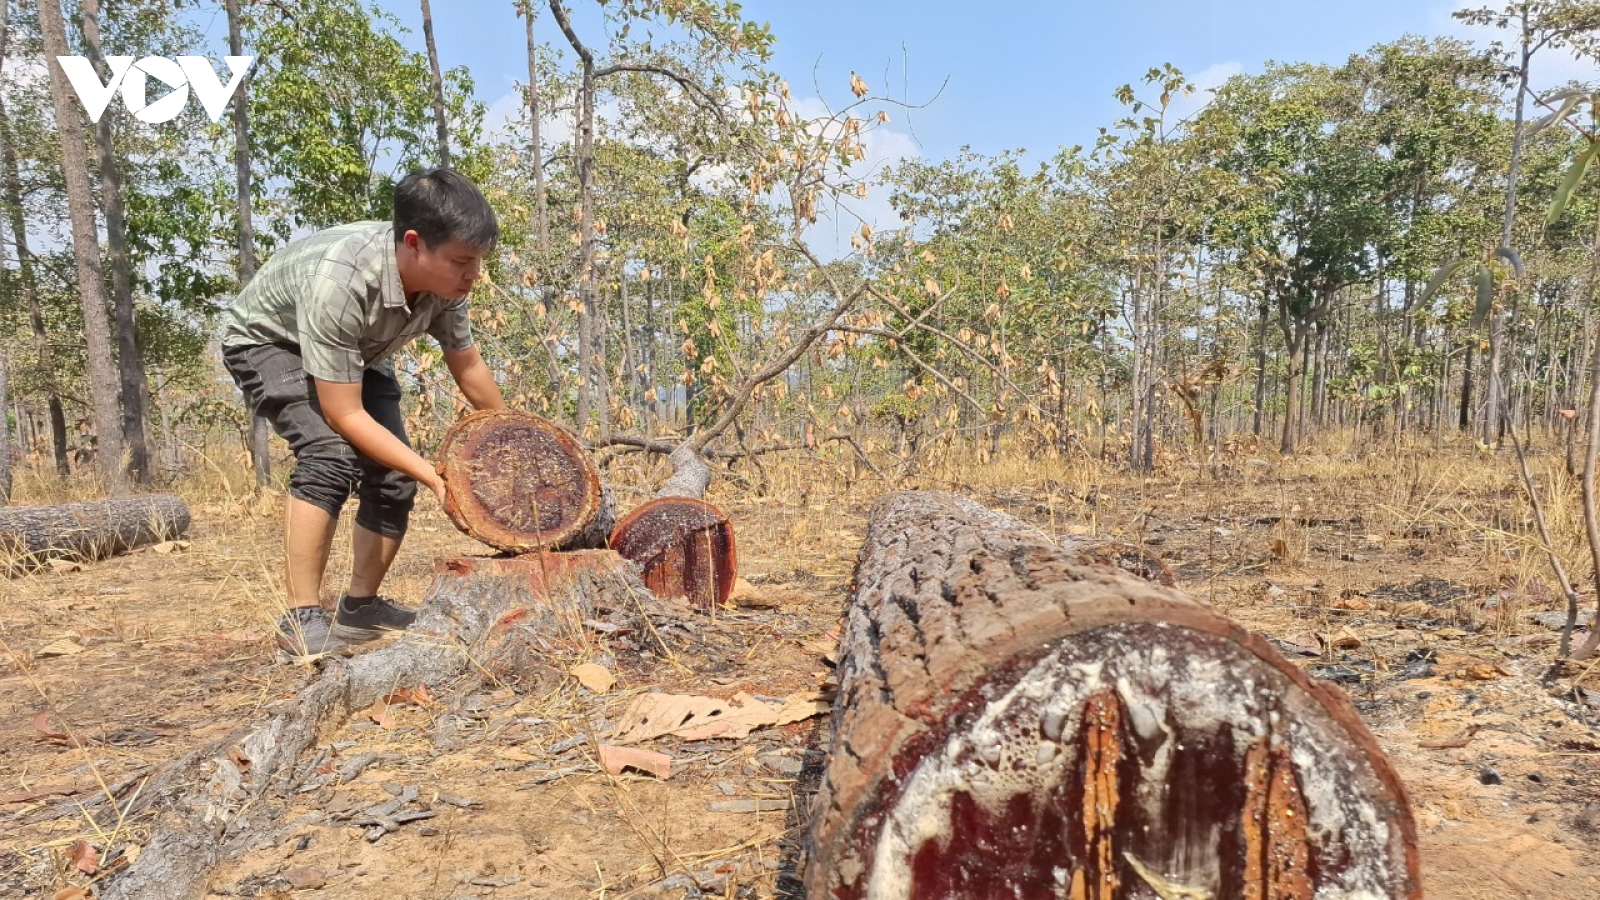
805, 491, 1419, 900
0, 495, 190, 569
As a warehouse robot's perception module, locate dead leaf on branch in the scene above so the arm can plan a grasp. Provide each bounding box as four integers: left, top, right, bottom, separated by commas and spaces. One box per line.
611, 691, 830, 743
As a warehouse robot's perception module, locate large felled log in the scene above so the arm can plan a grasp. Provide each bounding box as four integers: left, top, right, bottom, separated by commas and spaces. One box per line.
0, 494, 190, 570
806, 491, 1419, 900
609, 497, 737, 608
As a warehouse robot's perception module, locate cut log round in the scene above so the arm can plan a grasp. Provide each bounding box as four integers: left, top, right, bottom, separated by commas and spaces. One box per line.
0, 494, 190, 572
436, 409, 605, 552
609, 497, 736, 608
805, 491, 1419, 900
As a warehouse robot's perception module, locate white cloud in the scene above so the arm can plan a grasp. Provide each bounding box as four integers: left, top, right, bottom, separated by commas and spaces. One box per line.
1434, 0, 1600, 90
1170, 61, 1244, 123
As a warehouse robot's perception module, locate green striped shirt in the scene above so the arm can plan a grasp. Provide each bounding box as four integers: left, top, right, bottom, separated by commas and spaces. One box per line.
220, 221, 474, 382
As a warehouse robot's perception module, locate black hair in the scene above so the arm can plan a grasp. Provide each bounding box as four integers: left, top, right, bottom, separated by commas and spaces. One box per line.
393, 168, 499, 251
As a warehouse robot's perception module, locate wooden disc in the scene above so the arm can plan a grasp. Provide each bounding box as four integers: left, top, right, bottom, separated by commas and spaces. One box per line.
436, 410, 601, 552
609, 497, 737, 608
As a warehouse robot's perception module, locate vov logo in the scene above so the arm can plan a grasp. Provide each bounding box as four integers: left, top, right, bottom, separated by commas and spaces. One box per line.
56, 55, 254, 125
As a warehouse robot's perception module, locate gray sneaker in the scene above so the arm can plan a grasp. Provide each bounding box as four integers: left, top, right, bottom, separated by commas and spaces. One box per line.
274, 606, 350, 661
331, 595, 418, 643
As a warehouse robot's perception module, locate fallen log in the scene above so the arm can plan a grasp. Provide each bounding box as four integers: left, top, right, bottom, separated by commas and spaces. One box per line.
806, 491, 1419, 900
0, 494, 190, 572
609, 497, 737, 608
95, 554, 657, 900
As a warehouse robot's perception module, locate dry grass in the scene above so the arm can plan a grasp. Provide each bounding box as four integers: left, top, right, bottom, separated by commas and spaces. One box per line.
3, 424, 1600, 898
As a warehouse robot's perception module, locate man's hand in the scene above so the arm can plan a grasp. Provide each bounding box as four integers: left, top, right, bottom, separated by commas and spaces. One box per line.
421, 469, 448, 507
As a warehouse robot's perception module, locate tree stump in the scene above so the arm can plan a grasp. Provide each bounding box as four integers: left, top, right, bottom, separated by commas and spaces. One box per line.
0, 494, 190, 572
608, 497, 737, 608
805, 491, 1419, 900
436, 409, 611, 552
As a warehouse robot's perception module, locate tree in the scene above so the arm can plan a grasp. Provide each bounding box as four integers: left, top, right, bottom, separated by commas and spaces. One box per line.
420, 0, 450, 166
227, 0, 271, 487
79, 0, 152, 484
36, 0, 124, 489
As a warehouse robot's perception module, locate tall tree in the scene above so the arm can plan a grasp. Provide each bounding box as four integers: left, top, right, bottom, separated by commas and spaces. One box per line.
420, 0, 450, 166
37, 0, 125, 489
0, 0, 68, 477
1456, 0, 1600, 446
227, 0, 271, 486
521, 1, 550, 257
79, 0, 152, 484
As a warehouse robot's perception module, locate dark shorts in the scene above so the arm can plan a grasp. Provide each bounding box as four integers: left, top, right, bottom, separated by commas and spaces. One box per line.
223, 343, 416, 538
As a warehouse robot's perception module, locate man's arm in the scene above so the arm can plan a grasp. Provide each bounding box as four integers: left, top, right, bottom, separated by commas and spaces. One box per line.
313, 379, 446, 502
443, 345, 507, 411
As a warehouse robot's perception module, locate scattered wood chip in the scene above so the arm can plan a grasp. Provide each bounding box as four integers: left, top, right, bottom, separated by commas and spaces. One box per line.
611, 691, 830, 743
0, 781, 96, 804
598, 744, 672, 779
569, 662, 615, 694
1420, 725, 1483, 750
36, 638, 87, 658
281, 866, 327, 890
706, 798, 790, 813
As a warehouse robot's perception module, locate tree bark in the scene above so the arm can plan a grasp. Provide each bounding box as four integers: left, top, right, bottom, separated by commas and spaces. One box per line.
37, 0, 126, 490
0, 2, 69, 477
226, 0, 272, 488
805, 491, 1420, 900
0, 494, 190, 569
79, 0, 151, 485
0, 344, 11, 504
420, 0, 451, 167
522, 1, 550, 255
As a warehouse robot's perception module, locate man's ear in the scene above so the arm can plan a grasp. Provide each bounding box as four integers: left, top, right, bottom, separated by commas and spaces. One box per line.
401, 229, 422, 251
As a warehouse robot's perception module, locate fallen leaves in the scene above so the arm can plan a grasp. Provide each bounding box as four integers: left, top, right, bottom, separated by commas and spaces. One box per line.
569, 663, 615, 694
32, 712, 87, 749
361, 684, 437, 730
611, 691, 829, 743
597, 744, 672, 779
68, 840, 98, 875
36, 637, 87, 658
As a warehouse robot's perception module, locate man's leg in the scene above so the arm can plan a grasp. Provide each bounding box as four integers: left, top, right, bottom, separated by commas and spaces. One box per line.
331, 364, 419, 641
286, 496, 339, 609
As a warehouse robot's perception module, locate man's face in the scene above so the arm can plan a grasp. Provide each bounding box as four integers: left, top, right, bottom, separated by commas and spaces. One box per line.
402, 230, 484, 300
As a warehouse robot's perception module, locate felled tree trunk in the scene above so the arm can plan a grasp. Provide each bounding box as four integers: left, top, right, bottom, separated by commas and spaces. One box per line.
98, 556, 658, 900
806, 491, 1419, 900
0, 495, 189, 568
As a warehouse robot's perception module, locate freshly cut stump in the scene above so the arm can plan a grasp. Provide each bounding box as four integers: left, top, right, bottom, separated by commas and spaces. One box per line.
0, 494, 190, 571
437, 409, 603, 552
806, 491, 1419, 900
609, 497, 736, 608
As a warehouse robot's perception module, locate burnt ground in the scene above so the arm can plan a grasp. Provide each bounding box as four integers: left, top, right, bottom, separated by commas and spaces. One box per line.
2, 445, 1599, 899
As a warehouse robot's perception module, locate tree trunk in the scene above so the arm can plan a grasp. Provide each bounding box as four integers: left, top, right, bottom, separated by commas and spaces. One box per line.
1485, 29, 1534, 449
419, 0, 451, 167
38, 0, 126, 490
0, 3, 69, 477
0, 495, 190, 570
1252, 294, 1269, 437
80, 0, 151, 485
1281, 325, 1305, 455
1459, 341, 1475, 432
523, 2, 550, 256
226, 0, 272, 488
805, 491, 1420, 900
0, 344, 11, 504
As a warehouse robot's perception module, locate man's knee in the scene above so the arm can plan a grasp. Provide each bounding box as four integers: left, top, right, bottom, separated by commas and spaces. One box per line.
288, 438, 361, 515
355, 473, 415, 538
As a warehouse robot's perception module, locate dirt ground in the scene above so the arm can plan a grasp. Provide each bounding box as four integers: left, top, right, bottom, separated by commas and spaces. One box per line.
3, 443, 1599, 899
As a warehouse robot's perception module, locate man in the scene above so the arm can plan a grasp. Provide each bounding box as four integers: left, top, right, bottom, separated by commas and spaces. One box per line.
221, 168, 506, 661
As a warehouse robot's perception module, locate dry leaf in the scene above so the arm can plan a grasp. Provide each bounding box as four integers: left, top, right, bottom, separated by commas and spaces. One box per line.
47, 559, 84, 574
31, 712, 86, 748
1420, 724, 1483, 750
494, 746, 539, 763
69, 840, 99, 875
52, 887, 89, 900
36, 638, 87, 658
598, 744, 672, 779
150, 540, 191, 554
364, 699, 395, 730
570, 663, 615, 694
611, 691, 830, 743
